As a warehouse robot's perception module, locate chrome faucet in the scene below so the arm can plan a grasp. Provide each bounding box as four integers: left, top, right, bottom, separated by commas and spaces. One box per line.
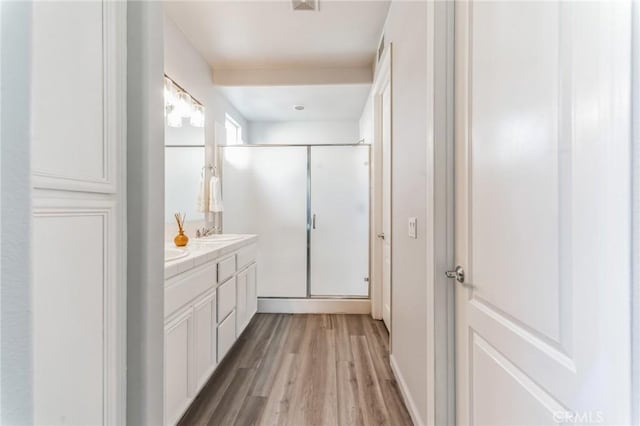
195, 226, 220, 238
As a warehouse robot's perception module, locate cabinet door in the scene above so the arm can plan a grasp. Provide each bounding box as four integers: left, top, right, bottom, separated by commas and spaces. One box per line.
248, 264, 258, 318
236, 268, 248, 336
217, 310, 237, 362
193, 291, 217, 392
164, 310, 193, 426
31, 1, 127, 424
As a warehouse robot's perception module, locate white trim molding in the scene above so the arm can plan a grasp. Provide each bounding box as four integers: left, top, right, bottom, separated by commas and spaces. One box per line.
258, 298, 371, 314
632, 1, 640, 423
390, 354, 425, 426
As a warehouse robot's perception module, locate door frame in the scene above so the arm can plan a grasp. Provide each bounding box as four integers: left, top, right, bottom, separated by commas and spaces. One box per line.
632, 1, 640, 423
308, 144, 371, 298
370, 44, 392, 323
426, 1, 455, 424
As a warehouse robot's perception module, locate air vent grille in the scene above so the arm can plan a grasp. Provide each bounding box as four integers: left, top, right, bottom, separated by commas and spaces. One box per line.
292, 0, 318, 11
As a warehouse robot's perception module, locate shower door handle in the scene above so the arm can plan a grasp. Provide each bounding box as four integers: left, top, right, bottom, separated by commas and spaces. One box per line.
312, 214, 317, 229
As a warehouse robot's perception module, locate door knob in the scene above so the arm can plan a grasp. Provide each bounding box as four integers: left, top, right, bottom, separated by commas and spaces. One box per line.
445, 265, 465, 284
377, 233, 385, 240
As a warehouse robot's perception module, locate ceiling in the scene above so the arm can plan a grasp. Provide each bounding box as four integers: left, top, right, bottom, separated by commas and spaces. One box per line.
218, 84, 371, 121
164, 1, 390, 70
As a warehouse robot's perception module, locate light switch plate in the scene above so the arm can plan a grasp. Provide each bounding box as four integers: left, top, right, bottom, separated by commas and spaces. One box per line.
408, 217, 417, 239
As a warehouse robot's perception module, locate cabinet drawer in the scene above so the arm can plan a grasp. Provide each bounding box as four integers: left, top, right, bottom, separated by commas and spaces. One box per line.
217, 277, 236, 322
217, 310, 236, 362
236, 244, 257, 270
217, 255, 236, 283
165, 263, 216, 318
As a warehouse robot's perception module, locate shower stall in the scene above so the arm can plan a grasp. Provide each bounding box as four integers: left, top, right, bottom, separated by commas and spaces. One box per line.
220, 144, 370, 299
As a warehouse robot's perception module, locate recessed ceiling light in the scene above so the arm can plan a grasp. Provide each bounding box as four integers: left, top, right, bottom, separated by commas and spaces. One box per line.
293, 105, 305, 111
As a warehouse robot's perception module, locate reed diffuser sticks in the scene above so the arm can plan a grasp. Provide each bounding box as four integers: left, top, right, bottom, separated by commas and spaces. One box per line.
174, 212, 189, 247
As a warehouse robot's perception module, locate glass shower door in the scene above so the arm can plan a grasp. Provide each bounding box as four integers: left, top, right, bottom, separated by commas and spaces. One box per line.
309, 145, 370, 297
221, 146, 308, 298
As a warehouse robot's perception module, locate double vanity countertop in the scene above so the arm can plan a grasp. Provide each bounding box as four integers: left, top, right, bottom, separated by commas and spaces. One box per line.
164, 234, 258, 279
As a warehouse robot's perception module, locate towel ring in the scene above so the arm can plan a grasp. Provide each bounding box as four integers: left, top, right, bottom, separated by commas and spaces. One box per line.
201, 164, 216, 177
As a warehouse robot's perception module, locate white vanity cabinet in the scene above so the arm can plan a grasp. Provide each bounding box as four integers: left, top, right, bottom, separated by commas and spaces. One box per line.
236, 263, 258, 336
236, 269, 248, 336
216, 275, 237, 361
164, 309, 194, 426
164, 240, 257, 426
236, 245, 258, 336
193, 290, 217, 391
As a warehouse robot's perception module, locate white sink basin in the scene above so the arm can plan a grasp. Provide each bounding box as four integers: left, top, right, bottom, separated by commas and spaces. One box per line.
195, 234, 245, 243
165, 247, 189, 262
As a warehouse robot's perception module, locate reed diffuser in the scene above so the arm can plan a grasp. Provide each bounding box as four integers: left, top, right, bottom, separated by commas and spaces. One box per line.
174, 213, 189, 247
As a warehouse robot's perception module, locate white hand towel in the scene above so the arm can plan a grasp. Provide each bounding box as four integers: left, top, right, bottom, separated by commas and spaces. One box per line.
196, 174, 206, 213
209, 176, 224, 212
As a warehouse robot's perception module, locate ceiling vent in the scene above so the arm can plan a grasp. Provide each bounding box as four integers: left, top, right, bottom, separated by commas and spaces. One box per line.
292, 0, 318, 11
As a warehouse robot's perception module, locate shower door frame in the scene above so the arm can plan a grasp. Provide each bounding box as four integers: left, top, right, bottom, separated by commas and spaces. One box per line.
218, 143, 371, 300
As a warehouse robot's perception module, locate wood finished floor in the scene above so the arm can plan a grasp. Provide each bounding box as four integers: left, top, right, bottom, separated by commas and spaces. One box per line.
178, 313, 413, 426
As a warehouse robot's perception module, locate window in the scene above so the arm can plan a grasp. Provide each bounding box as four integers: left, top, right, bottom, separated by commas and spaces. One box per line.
225, 114, 243, 145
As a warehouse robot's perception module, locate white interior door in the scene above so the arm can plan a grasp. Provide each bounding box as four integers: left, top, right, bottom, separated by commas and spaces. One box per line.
454, 2, 633, 425
310, 146, 370, 297
381, 83, 392, 330
222, 146, 308, 297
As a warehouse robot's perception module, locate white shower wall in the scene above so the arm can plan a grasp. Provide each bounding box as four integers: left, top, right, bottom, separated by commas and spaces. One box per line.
222, 146, 309, 298
248, 120, 360, 145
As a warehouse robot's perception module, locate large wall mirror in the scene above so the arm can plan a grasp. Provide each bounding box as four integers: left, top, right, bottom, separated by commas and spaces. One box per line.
164, 75, 205, 224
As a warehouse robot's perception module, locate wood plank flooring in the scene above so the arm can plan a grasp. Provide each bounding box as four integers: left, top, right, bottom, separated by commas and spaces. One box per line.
178, 314, 413, 426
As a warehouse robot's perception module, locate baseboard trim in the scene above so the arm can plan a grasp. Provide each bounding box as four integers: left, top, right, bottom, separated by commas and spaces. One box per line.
390, 353, 425, 426
258, 298, 371, 314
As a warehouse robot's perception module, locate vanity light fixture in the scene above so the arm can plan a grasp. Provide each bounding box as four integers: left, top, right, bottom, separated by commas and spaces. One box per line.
176, 91, 194, 118
164, 75, 205, 128
164, 77, 179, 117
167, 107, 183, 128
190, 104, 205, 128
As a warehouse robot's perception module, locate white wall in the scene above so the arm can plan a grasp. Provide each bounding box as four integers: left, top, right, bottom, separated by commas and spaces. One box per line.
382, 2, 431, 425
249, 120, 359, 145
164, 15, 248, 148
127, 3, 166, 426
0, 2, 33, 423
165, 123, 205, 146
358, 95, 374, 145
164, 15, 249, 227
